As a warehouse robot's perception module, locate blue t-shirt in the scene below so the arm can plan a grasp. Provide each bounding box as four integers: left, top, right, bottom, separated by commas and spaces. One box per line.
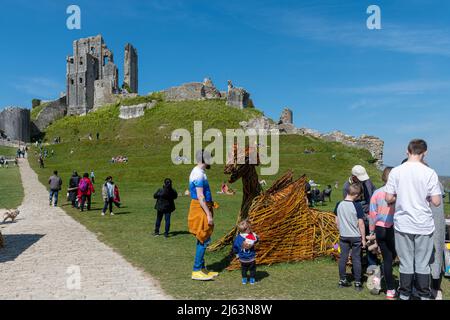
189, 166, 212, 202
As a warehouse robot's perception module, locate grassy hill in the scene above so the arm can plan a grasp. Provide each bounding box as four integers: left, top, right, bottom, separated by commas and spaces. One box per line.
0, 146, 24, 209
27, 98, 449, 299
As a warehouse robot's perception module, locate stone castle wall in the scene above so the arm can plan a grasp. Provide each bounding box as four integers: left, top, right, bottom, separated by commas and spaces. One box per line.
31, 96, 67, 137
0, 107, 30, 142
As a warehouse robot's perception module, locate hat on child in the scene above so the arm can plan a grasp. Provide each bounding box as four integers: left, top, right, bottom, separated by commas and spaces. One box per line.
245, 233, 257, 246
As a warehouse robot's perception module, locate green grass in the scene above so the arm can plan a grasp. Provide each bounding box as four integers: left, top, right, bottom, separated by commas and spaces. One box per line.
31, 102, 49, 121
0, 146, 24, 209
28, 100, 449, 299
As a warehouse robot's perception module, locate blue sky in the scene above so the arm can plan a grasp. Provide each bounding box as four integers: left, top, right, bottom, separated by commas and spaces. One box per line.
0, 0, 449, 175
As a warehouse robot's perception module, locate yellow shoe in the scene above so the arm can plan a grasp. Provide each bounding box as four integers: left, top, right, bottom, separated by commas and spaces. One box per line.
202, 269, 219, 278
192, 271, 213, 281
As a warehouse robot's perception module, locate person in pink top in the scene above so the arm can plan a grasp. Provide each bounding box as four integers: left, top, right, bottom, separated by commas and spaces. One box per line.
369, 167, 396, 299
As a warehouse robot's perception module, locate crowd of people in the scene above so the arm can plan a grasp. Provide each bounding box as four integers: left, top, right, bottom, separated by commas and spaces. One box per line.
110, 155, 128, 164
334, 139, 445, 300
40, 138, 446, 299
48, 170, 121, 216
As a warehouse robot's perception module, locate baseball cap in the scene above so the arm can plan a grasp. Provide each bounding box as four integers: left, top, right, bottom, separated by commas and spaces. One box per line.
352, 165, 369, 182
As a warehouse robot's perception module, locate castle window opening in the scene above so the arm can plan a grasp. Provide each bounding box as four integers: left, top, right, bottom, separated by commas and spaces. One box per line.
79, 77, 83, 84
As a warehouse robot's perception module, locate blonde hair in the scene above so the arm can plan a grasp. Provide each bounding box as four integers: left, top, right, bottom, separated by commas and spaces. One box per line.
238, 220, 252, 233
348, 183, 362, 197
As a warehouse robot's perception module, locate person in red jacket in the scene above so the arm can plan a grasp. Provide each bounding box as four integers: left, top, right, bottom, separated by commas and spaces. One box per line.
78, 172, 95, 212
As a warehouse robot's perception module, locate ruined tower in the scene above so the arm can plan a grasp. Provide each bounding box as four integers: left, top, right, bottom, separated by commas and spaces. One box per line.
123, 43, 138, 93
279, 108, 293, 125
66, 35, 118, 115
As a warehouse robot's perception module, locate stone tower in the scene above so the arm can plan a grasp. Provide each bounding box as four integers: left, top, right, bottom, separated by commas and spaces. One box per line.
0, 107, 30, 142
279, 108, 293, 125
124, 43, 138, 93
66, 35, 118, 115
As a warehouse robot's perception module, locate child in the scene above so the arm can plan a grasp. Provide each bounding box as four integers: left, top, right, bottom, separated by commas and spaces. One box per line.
233, 220, 259, 285
369, 167, 396, 299
334, 183, 366, 291
385, 139, 442, 300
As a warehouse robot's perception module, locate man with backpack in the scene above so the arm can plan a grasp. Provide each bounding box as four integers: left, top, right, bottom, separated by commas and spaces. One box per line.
78, 173, 95, 212
48, 170, 62, 207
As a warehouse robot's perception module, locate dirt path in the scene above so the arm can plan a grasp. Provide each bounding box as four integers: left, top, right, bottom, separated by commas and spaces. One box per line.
0, 158, 171, 300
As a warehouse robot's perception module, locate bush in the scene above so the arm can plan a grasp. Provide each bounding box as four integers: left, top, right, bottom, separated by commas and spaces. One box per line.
32, 99, 41, 108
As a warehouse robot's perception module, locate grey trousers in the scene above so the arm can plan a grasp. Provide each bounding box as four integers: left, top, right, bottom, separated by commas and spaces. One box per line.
430, 201, 445, 279
395, 230, 434, 274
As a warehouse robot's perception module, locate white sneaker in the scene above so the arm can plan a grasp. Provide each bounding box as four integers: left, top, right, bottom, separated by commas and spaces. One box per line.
101, 212, 105, 216
435, 290, 443, 300
110, 212, 114, 216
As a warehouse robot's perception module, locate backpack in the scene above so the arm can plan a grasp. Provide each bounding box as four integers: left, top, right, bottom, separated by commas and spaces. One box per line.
79, 179, 89, 193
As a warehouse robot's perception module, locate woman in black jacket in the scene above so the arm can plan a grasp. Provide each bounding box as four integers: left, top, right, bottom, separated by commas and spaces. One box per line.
153, 178, 178, 237
68, 171, 80, 208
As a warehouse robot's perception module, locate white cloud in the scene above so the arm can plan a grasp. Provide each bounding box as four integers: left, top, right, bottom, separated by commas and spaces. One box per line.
236, 6, 450, 57
12, 77, 63, 99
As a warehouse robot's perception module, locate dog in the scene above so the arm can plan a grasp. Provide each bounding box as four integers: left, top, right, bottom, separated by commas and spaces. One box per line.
3, 209, 20, 223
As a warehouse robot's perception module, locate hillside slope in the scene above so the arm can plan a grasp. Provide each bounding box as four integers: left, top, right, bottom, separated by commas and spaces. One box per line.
27, 99, 392, 299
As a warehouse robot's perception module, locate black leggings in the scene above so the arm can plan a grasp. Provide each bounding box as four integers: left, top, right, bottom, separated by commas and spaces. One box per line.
241, 261, 256, 279
375, 226, 396, 290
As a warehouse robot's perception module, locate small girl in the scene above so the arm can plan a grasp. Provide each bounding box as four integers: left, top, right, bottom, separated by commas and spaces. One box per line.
233, 220, 259, 285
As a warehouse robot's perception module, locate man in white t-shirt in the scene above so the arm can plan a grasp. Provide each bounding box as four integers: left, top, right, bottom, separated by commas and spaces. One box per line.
385, 139, 442, 300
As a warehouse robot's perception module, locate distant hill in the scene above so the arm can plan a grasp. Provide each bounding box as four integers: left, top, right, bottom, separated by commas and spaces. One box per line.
440, 176, 450, 189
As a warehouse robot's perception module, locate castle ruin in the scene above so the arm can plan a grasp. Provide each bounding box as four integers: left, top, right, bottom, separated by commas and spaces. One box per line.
124, 44, 138, 93
66, 35, 137, 115
0, 107, 30, 142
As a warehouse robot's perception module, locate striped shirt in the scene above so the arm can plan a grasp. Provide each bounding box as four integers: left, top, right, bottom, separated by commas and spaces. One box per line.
369, 186, 395, 232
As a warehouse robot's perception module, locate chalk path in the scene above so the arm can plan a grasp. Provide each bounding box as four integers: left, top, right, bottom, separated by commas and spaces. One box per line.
0, 158, 171, 299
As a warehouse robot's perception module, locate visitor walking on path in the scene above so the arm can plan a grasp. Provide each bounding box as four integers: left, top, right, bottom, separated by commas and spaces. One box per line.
369, 167, 396, 300
188, 150, 218, 281
90, 170, 95, 184
335, 183, 366, 291
343, 165, 377, 267
68, 171, 80, 208
101, 176, 115, 216
78, 173, 95, 212
385, 139, 442, 300
48, 170, 62, 207
153, 178, 178, 237
38, 154, 44, 168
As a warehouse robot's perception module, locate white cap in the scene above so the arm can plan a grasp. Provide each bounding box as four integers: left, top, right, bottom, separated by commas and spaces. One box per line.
352, 165, 369, 182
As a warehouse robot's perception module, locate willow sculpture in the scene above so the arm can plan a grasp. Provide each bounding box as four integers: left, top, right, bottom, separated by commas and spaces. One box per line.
208, 144, 339, 270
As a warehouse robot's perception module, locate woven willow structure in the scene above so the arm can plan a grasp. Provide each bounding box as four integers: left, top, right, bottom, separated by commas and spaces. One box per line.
226, 171, 339, 270
208, 145, 339, 269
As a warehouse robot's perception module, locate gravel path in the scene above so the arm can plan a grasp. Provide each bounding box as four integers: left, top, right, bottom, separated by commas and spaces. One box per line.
0, 158, 171, 300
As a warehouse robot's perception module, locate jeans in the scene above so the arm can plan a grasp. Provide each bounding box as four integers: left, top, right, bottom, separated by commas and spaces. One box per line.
241, 261, 256, 279
49, 190, 59, 206
155, 211, 171, 235
102, 198, 113, 214
80, 194, 91, 211
193, 237, 211, 271
339, 236, 362, 282
375, 226, 396, 290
